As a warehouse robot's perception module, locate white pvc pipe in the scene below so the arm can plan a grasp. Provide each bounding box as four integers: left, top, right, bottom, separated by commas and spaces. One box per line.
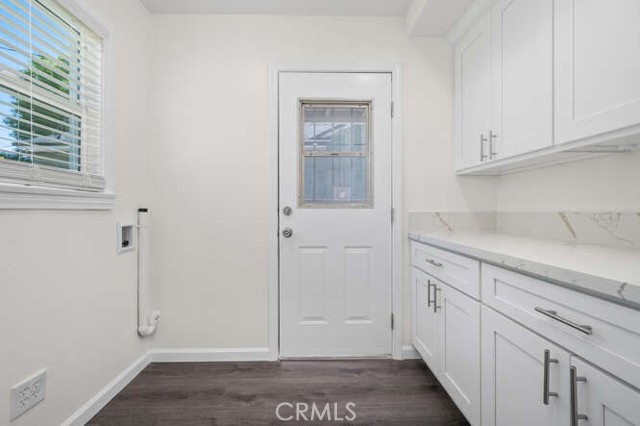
137, 208, 161, 337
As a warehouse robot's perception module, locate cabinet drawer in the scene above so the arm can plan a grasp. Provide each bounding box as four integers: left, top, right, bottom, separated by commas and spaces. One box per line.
411, 241, 480, 299
482, 264, 640, 389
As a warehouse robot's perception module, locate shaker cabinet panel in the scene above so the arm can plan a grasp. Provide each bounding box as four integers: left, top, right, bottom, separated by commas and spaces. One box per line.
570, 357, 640, 426
491, 0, 554, 159
411, 267, 439, 372
455, 13, 491, 170
555, 0, 640, 144
481, 306, 570, 426
439, 284, 481, 426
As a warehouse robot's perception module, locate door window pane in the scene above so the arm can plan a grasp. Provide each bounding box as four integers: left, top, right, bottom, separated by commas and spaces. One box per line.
303, 105, 368, 153
300, 102, 372, 208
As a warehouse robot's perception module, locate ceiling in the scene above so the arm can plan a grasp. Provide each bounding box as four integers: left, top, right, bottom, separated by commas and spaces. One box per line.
139, 0, 473, 36
140, 0, 414, 16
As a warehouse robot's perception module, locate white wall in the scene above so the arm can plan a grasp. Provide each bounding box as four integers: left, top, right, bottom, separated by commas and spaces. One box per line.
497, 150, 640, 211
148, 14, 498, 350
0, 1, 153, 424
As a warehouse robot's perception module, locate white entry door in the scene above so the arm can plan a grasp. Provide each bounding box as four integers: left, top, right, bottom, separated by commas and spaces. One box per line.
279, 72, 393, 358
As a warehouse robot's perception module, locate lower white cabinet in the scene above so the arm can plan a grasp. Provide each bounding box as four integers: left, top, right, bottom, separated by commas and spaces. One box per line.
411, 240, 640, 426
570, 357, 640, 426
481, 304, 640, 426
411, 266, 481, 425
481, 306, 570, 426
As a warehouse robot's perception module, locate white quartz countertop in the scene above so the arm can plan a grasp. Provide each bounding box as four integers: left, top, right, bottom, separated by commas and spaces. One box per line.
409, 231, 640, 310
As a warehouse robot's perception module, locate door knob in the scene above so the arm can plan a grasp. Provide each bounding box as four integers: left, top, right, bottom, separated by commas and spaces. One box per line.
282, 227, 293, 238
283, 206, 293, 216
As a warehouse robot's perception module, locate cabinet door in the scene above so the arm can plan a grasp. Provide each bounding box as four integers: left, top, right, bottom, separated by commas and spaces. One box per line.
411, 267, 439, 373
491, 0, 554, 159
439, 284, 481, 425
570, 357, 640, 426
556, 0, 640, 144
455, 13, 491, 170
482, 306, 569, 426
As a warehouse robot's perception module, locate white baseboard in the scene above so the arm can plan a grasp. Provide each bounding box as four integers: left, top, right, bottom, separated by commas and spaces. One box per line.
401, 344, 421, 360
150, 347, 276, 363
61, 347, 275, 425
61, 352, 152, 426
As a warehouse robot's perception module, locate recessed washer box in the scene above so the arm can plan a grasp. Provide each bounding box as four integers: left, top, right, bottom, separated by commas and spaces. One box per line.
117, 223, 135, 254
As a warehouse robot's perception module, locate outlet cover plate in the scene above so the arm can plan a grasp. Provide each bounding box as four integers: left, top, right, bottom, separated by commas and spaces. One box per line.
10, 369, 46, 421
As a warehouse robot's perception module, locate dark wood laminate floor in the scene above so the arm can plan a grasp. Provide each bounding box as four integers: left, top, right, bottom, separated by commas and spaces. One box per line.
88, 360, 470, 426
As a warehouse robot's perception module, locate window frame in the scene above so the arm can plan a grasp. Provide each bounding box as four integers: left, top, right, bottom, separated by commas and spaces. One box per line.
0, 0, 113, 210
297, 99, 374, 209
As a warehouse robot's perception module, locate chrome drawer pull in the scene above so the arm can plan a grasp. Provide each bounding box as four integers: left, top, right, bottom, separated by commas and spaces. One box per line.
480, 134, 488, 161
488, 130, 498, 159
424, 258, 443, 268
534, 307, 593, 335
433, 286, 441, 313
543, 349, 559, 405
427, 280, 434, 308
570, 366, 588, 426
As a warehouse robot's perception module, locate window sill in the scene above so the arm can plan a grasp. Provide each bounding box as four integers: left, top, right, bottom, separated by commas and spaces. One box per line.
0, 183, 115, 210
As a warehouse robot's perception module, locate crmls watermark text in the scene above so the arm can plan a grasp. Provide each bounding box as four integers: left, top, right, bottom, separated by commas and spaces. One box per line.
275, 402, 357, 422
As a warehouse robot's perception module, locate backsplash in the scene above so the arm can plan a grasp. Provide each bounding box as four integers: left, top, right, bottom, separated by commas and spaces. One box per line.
497, 212, 640, 250
408, 211, 496, 233
409, 211, 640, 250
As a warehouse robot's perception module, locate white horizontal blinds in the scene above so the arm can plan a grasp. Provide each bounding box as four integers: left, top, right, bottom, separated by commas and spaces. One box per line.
0, 0, 104, 190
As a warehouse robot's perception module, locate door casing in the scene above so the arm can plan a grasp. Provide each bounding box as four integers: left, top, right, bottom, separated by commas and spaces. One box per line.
267, 64, 403, 360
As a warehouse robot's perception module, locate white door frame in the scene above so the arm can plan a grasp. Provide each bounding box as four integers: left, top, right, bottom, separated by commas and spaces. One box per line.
268, 63, 403, 360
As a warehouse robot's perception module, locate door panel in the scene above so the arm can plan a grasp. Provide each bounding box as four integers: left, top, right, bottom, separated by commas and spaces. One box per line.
297, 247, 328, 322
482, 306, 569, 426
455, 14, 491, 170
556, 0, 640, 143
491, 0, 554, 158
279, 72, 392, 358
440, 284, 481, 426
343, 247, 373, 322
570, 357, 640, 426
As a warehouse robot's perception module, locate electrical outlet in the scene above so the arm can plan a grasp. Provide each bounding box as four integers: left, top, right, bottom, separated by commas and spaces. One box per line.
10, 369, 46, 421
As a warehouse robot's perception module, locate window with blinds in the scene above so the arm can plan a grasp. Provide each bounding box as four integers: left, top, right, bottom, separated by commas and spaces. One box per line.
0, 0, 104, 191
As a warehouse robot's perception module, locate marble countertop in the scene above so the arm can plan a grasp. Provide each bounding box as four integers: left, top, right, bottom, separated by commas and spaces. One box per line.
409, 231, 640, 310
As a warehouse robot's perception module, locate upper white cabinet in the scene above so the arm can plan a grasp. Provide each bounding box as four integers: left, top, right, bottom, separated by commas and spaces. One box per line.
490, 0, 554, 159
555, 0, 640, 144
455, 14, 491, 169
452, 0, 640, 174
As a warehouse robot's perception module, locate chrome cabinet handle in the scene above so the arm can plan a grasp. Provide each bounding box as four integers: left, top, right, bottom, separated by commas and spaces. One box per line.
433, 286, 441, 313
427, 280, 434, 308
480, 134, 488, 161
543, 349, 559, 405
489, 130, 498, 159
534, 307, 593, 335
570, 366, 588, 426
424, 258, 443, 268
